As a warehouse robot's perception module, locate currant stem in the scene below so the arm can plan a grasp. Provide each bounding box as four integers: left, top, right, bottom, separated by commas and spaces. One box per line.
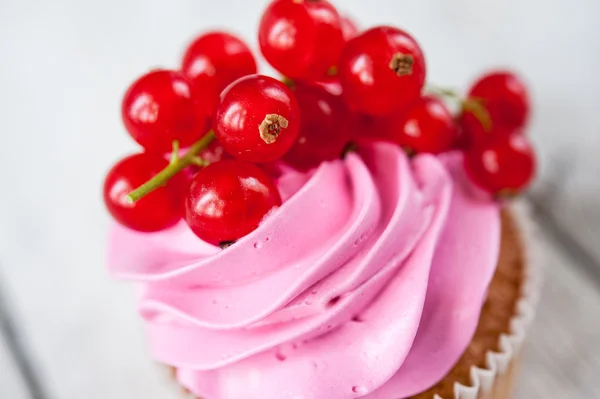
427, 85, 493, 132
427, 85, 460, 99
190, 156, 210, 167
281, 77, 295, 89
170, 140, 180, 164
127, 130, 215, 203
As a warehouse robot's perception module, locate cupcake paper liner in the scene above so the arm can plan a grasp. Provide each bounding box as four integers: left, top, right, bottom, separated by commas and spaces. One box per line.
437, 200, 542, 399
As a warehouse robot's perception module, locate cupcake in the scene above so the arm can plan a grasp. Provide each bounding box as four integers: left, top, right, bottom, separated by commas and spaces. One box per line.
103, 1, 540, 398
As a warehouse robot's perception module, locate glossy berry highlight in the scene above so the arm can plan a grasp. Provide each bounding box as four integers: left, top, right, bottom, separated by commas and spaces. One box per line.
103, 153, 188, 232
341, 16, 359, 41
185, 160, 282, 245
390, 96, 457, 154
259, 0, 344, 79
181, 31, 257, 116
199, 139, 232, 164
122, 70, 209, 153
214, 75, 301, 163
464, 132, 536, 195
310, 75, 343, 97
339, 26, 426, 116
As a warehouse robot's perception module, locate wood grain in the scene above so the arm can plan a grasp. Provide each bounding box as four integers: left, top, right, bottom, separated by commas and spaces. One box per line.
514, 219, 600, 399
0, 334, 31, 399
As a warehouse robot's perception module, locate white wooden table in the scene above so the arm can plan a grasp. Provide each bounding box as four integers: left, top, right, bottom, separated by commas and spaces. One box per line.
0, 0, 599, 398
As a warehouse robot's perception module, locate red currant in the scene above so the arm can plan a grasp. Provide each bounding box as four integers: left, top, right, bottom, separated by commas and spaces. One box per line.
122, 70, 209, 153
103, 153, 188, 232
458, 122, 520, 150
386, 96, 458, 154
185, 160, 282, 245
199, 139, 232, 164
181, 31, 257, 116
258, 0, 344, 79
214, 75, 301, 163
343, 112, 379, 142
464, 132, 536, 195
460, 71, 529, 147
284, 82, 349, 170
188, 140, 233, 175
341, 16, 359, 41
339, 26, 426, 116
310, 75, 343, 97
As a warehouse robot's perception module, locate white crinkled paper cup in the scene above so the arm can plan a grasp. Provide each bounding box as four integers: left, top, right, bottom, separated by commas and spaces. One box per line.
438, 200, 542, 399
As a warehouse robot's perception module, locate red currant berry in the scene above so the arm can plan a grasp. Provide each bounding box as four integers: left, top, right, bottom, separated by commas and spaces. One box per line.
181, 31, 257, 116
310, 75, 343, 97
199, 139, 232, 164
470, 71, 530, 129
387, 96, 458, 154
341, 16, 359, 41
214, 75, 301, 163
458, 120, 520, 150
343, 112, 379, 142
187, 140, 234, 175
460, 71, 529, 147
122, 70, 209, 153
339, 26, 426, 116
464, 132, 536, 195
103, 153, 188, 232
258, 0, 344, 79
185, 160, 282, 245
284, 83, 349, 170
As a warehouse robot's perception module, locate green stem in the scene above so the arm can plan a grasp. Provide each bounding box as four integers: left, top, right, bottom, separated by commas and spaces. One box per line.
190, 156, 210, 167
281, 76, 295, 89
127, 130, 215, 203
462, 98, 493, 132
170, 140, 180, 164
426, 85, 461, 99
427, 85, 493, 132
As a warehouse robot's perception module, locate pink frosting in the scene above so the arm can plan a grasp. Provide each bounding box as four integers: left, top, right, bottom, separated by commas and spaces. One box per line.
108, 142, 500, 399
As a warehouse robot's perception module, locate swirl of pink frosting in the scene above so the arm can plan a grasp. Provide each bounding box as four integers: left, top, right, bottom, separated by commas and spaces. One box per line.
108, 142, 500, 399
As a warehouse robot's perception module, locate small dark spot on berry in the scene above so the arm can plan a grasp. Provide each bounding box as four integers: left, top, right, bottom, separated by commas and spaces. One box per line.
268, 123, 281, 135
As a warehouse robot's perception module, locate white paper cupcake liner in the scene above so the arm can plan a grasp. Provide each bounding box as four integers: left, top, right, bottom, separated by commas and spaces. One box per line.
434, 200, 542, 399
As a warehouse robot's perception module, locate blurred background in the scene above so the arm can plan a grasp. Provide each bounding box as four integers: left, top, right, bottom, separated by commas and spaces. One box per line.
0, 0, 599, 398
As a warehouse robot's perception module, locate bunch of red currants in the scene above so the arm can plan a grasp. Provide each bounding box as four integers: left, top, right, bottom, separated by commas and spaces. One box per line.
103, 0, 536, 247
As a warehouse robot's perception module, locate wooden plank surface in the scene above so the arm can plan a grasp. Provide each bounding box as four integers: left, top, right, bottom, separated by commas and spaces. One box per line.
515, 212, 600, 399
0, 334, 31, 399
